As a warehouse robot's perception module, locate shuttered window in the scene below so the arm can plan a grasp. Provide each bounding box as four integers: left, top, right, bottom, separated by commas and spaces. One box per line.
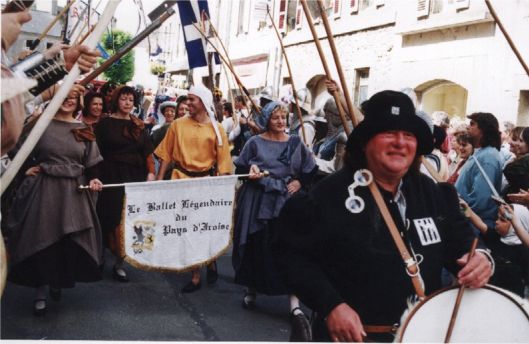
350, 0, 359, 13
278, 0, 287, 32
417, 0, 430, 18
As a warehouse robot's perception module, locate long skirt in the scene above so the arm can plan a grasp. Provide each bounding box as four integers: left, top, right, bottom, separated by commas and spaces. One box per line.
9, 235, 102, 288
233, 220, 287, 295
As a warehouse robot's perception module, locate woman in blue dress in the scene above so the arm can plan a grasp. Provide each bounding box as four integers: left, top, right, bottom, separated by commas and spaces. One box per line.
232, 101, 317, 340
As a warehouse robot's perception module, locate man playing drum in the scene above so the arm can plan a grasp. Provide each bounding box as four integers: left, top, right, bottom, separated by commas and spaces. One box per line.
273, 90, 494, 342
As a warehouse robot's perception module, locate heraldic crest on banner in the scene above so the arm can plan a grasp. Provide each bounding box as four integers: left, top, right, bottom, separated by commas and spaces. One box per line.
131, 220, 156, 254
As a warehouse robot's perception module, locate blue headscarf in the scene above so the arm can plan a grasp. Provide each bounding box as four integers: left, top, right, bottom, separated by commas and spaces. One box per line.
254, 101, 280, 131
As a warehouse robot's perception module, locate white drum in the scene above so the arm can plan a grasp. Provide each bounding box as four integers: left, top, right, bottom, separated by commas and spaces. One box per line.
396, 285, 529, 343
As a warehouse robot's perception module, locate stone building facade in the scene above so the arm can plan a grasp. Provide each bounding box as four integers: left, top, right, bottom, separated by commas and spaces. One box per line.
209, 0, 529, 125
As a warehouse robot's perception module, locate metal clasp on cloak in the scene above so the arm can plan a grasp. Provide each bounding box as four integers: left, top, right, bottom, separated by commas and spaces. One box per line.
345, 169, 373, 214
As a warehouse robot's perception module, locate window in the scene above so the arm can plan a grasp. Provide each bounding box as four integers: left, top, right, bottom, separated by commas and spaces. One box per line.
354, 68, 369, 107
422, 0, 470, 18
295, 0, 303, 29
333, 0, 342, 19
417, 0, 430, 18
350, 0, 380, 15
454, 0, 470, 10
286, 0, 297, 32
237, 0, 251, 35
278, 0, 287, 32
350, 0, 359, 13
359, 0, 374, 11
254, 0, 271, 31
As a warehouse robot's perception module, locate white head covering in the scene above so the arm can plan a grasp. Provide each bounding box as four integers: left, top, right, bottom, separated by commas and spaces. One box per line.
189, 84, 223, 146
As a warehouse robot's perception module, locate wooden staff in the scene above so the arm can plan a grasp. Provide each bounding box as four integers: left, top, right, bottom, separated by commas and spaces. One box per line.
79, 7, 175, 86
201, 11, 257, 118
75, 24, 95, 45
485, 0, 529, 77
316, 0, 359, 127
299, 0, 350, 136
192, 23, 261, 116
29, 0, 77, 51
267, 6, 307, 145
72, 20, 89, 45
444, 238, 479, 343
0, 0, 121, 196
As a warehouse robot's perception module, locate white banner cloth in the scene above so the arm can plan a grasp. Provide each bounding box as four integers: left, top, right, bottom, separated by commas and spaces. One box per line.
123, 175, 238, 271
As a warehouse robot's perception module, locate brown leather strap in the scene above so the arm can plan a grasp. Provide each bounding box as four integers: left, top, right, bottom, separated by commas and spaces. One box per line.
421, 156, 443, 183
364, 325, 398, 334
367, 182, 426, 299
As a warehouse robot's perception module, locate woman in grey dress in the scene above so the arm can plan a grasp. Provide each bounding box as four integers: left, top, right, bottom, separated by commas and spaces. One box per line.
232, 101, 317, 340
6, 89, 104, 316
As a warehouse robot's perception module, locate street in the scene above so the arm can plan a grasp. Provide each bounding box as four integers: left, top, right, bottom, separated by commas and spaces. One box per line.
1, 251, 301, 341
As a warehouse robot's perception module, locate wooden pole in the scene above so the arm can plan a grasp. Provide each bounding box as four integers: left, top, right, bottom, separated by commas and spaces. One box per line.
299, 0, 351, 136
29, 0, 77, 51
201, 11, 257, 118
267, 7, 307, 145
77, 171, 271, 190
192, 23, 261, 116
75, 24, 95, 45
316, 0, 359, 127
444, 238, 479, 343
0, 0, 121, 196
484, 0, 529, 77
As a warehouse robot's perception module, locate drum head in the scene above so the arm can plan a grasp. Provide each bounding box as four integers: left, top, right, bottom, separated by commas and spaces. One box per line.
398, 285, 529, 342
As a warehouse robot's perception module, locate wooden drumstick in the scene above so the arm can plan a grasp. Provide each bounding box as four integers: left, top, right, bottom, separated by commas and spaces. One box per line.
444, 238, 479, 343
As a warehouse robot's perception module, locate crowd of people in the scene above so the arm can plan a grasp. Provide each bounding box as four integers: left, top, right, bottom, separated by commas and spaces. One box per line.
2, 1, 529, 342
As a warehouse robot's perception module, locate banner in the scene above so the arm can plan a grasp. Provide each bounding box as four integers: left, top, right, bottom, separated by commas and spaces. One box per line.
176, 0, 220, 69
121, 175, 238, 271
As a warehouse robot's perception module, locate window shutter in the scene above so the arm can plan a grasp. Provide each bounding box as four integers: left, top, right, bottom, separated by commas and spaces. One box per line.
333, 0, 341, 18
417, 0, 430, 17
295, 0, 303, 29
278, 0, 287, 32
350, 0, 359, 13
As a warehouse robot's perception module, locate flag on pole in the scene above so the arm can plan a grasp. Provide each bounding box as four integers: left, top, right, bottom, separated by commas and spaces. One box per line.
176, 0, 219, 69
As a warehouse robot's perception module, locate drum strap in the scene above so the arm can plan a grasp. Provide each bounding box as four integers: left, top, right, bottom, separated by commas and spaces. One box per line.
364, 325, 398, 334
367, 182, 426, 299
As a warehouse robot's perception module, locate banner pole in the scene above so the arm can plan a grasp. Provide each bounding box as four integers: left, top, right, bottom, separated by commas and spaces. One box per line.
77, 171, 271, 190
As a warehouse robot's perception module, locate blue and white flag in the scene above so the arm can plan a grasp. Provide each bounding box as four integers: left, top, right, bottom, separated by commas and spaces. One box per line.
176, 0, 219, 69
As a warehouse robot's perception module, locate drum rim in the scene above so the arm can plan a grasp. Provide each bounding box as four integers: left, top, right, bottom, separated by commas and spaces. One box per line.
396, 284, 529, 342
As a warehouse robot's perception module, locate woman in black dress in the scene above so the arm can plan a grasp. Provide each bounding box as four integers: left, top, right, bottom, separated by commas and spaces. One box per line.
95, 86, 155, 282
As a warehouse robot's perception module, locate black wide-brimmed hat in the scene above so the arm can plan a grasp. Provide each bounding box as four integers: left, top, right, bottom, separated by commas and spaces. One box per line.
346, 90, 434, 156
